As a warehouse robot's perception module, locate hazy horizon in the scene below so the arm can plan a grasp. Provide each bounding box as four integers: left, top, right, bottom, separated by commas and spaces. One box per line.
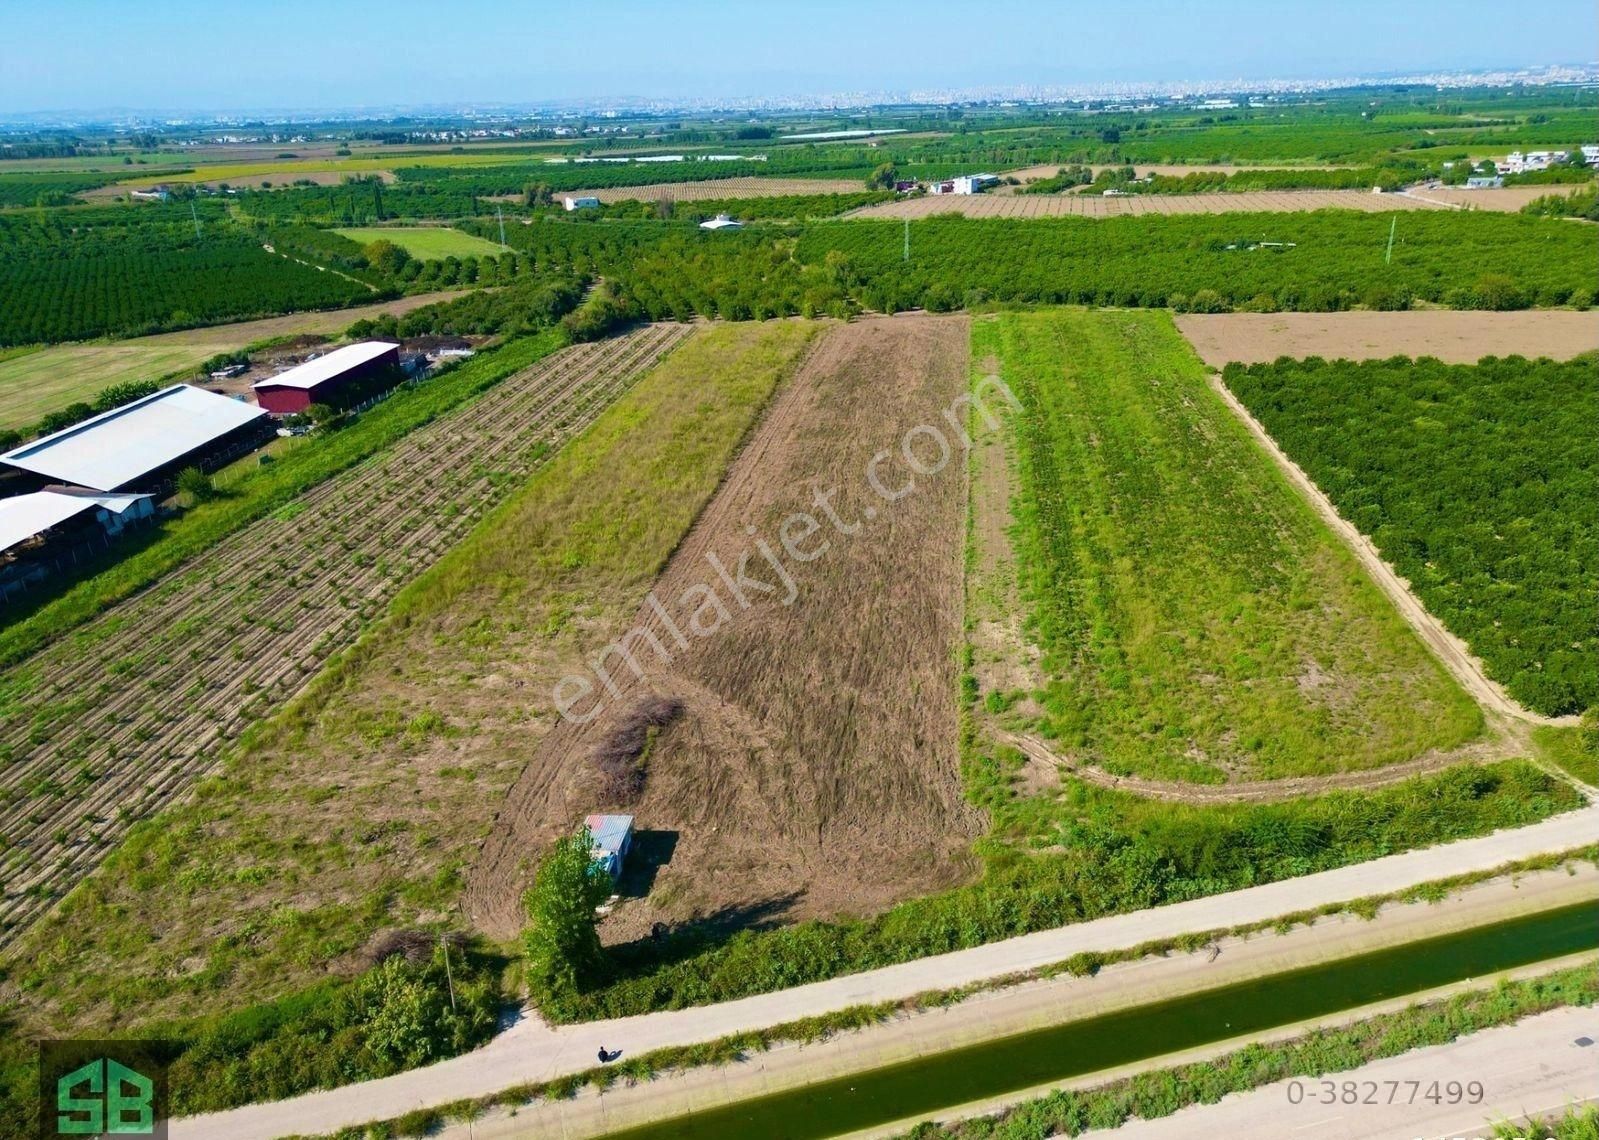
2, 0, 1596, 118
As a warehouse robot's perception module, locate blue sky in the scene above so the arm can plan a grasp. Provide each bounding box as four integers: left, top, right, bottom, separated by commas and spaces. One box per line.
1, 0, 1594, 112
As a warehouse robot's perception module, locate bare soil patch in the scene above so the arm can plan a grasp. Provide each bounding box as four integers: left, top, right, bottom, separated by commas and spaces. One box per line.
1404, 185, 1593, 212
1176, 309, 1599, 368
467, 314, 983, 940
848, 190, 1448, 220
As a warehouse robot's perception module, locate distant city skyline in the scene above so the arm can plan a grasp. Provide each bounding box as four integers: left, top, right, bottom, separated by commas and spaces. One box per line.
1, 0, 1595, 117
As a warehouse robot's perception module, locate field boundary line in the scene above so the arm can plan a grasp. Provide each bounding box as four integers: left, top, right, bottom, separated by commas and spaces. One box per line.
1000, 731, 1513, 802
1206, 372, 1577, 730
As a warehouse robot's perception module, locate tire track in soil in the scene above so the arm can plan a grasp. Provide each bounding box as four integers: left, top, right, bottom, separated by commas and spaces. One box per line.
1002, 731, 1521, 804
0, 324, 693, 953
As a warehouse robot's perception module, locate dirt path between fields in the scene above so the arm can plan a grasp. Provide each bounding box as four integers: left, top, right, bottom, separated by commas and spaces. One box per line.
1000, 729, 1524, 804
1207, 373, 1577, 729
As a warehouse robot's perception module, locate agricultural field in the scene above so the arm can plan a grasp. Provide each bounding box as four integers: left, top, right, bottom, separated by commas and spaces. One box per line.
551, 176, 870, 203
0, 289, 465, 431
0, 324, 690, 955
1001, 164, 1349, 183
847, 189, 1453, 219
1223, 354, 1598, 716
964, 309, 1483, 795
1177, 310, 1599, 367
469, 207, 1595, 326
0, 320, 805, 1040
0, 207, 376, 346
333, 225, 509, 259
470, 314, 981, 938
1406, 184, 1595, 212
0, 170, 124, 207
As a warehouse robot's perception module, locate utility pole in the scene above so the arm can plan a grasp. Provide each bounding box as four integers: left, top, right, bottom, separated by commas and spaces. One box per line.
190, 199, 202, 240
441, 930, 457, 1013
1384, 216, 1396, 265
496, 203, 506, 247
903, 217, 910, 262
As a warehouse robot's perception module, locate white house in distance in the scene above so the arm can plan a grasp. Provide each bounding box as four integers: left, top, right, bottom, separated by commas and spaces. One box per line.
1498, 149, 1586, 174
928, 173, 1000, 196
698, 213, 742, 231
563, 195, 601, 211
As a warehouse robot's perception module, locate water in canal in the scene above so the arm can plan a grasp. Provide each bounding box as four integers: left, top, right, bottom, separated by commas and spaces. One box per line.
597, 899, 1597, 1139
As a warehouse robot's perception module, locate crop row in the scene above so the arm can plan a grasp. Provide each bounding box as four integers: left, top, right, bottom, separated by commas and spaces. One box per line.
0, 323, 693, 948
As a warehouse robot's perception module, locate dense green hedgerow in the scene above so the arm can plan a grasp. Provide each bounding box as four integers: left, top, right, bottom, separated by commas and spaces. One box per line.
532, 762, 1579, 1021
0, 942, 502, 1135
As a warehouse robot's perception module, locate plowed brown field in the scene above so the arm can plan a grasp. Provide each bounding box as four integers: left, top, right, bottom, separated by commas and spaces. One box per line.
467, 314, 982, 938
1176, 310, 1599, 367
1404, 184, 1594, 212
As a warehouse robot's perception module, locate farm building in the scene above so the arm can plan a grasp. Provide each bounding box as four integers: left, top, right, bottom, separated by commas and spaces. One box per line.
252, 341, 401, 415
698, 213, 743, 231
928, 173, 999, 196
585, 813, 634, 881
0, 488, 154, 558
0, 385, 269, 494
564, 195, 601, 211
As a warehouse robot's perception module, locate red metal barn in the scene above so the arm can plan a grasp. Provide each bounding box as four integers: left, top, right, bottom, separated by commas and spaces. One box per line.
252, 342, 401, 415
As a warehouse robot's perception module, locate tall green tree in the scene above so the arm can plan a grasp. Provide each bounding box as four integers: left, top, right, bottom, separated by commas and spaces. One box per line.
522, 829, 612, 1004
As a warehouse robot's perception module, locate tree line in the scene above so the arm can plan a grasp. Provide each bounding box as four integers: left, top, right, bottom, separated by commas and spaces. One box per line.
459, 209, 1596, 322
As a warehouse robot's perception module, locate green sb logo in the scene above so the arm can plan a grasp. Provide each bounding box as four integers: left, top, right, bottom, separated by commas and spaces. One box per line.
55, 1057, 155, 1135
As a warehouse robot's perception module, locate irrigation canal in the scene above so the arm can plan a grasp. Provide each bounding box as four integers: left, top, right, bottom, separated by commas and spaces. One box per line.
597, 899, 1598, 1139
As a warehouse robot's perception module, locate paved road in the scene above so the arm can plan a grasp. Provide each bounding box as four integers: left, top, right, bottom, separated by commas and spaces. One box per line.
1084, 1005, 1599, 1140
172, 803, 1599, 1140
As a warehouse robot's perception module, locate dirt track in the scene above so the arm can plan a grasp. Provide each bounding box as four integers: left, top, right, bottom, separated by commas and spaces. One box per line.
0, 326, 691, 952
466, 314, 982, 938
1207, 373, 1577, 729
1003, 730, 1517, 804
1177, 309, 1599, 367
